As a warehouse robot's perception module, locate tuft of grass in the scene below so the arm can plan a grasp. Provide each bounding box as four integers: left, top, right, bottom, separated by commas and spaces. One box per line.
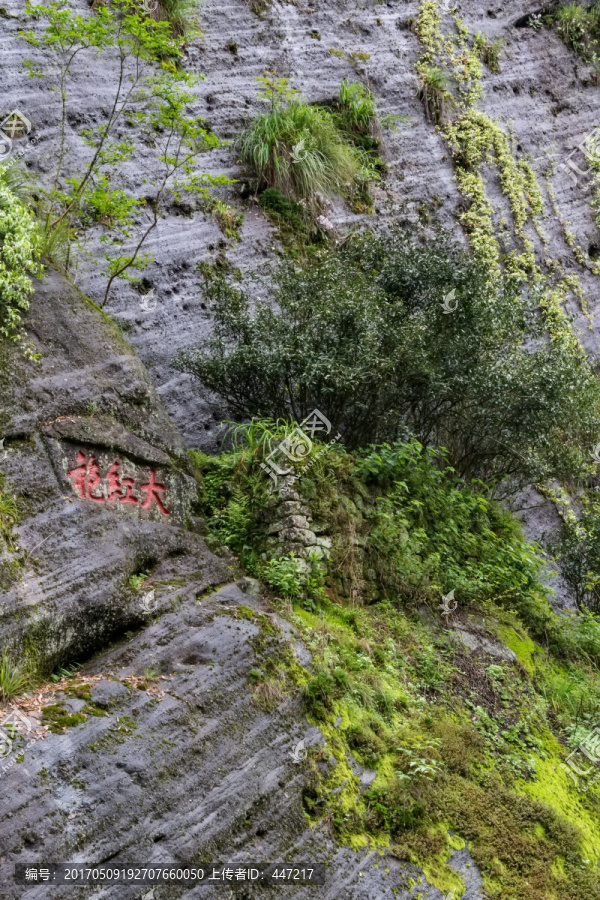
335, 79, 408, 151
0, 491, 17, 537
246, 0, 270, 14
94, 0, 198, 35
0, 159, 32, 204
239, 76, 373, 215
211, 199, 244, 239
155, 0, 198, 35
0, 652, 30, 702
252, 679, 286, 708
337, 79, 380, 143
37, 213, 73, 272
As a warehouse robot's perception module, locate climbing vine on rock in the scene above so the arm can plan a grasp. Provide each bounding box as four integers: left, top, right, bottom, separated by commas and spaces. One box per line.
414, 0, 587, 350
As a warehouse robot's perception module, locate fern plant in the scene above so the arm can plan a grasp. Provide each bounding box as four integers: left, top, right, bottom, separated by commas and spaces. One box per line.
417, 65, 455, 124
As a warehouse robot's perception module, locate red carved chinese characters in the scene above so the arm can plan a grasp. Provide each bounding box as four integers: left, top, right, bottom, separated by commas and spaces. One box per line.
120, 476, 139, 505
106, 462, 123, 502
140, 470, 169, 515
67, 453, 169, 515
67, 452, 104, 503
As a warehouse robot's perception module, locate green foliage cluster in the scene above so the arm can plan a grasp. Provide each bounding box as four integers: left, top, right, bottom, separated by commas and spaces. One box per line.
190, 418, 599, 664
418, 65, 454, 124
0, 163, 42, 349
356, 440, 545, 609
472, 32, 504, 72
550, 497, 600, 613
258, 187, 318, 245
239, 75, 384, 220
551, 2, 600, 62
176, 225, 600, 490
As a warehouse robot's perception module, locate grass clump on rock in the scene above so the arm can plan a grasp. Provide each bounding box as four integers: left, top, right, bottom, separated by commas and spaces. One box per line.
0, 652, 31, 701
239, 75, 381, 220
552, 1, 600, 60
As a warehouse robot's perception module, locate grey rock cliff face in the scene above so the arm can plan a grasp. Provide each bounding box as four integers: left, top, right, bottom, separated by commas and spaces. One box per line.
0, 272, 483, 898
2, 0, 599, 892
2, 0, 600, 451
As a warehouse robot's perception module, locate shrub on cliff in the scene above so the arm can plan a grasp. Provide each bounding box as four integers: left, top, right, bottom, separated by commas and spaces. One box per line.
174, 225, 600, 490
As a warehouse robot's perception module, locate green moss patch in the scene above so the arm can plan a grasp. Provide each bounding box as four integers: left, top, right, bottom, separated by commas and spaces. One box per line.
41, 702, 87, 733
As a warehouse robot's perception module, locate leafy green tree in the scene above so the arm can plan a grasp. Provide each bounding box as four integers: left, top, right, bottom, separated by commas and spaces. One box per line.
20, 0, 227, 302
174, 225, 600, 489
551, 497, 600, 612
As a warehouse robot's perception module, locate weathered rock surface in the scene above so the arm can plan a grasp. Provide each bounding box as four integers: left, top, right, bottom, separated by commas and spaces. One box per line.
4, 0, 594, 890
0, 271, 230, 672
2, 0, 600, 458
0, 582, 484, 900
0, 273, 485, 898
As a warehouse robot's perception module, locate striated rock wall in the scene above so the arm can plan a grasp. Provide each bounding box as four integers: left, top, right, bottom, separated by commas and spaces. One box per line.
2, 0, 600, 895
2, 0, 600, 451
